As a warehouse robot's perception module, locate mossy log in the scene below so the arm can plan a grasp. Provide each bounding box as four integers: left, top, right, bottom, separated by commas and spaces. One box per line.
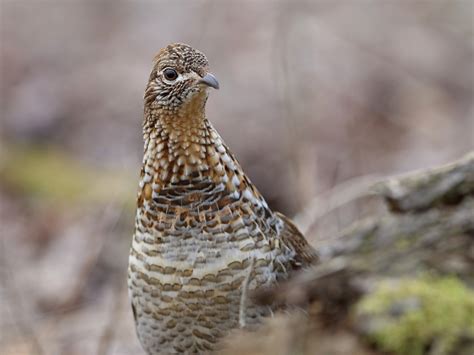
221, 152, 474, 355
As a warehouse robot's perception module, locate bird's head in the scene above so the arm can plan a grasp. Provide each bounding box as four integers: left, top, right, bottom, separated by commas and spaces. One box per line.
144, 43, 219, 117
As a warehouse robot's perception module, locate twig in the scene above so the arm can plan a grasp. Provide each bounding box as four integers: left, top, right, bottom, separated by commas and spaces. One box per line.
239, 257, 255, 328
0, 232, 45, 355
294, 174, 382, 235
55, 203, 123, 312
96, 274, 126, 355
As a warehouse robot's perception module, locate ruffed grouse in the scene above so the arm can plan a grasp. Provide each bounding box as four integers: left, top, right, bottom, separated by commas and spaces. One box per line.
128, 43, 316, 354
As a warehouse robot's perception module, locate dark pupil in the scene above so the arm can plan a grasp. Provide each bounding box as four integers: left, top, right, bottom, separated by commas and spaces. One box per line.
163, 68, 178, 81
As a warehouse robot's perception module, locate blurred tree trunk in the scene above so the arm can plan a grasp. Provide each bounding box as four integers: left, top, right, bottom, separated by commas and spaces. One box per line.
221, 152, 474, 355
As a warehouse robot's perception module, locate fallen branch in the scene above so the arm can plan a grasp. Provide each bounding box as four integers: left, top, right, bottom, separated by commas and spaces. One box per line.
221, 152, 474, 355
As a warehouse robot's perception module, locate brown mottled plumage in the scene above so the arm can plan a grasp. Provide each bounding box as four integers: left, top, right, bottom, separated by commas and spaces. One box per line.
128, 43, 317, 354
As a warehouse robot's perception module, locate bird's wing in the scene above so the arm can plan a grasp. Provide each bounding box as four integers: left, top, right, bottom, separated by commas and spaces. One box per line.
275, 212, 318, 268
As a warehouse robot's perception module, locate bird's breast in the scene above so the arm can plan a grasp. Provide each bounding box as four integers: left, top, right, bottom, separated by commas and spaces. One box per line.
131, 175, 285, 284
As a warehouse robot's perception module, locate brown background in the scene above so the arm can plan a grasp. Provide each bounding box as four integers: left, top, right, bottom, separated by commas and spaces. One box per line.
1, 1, 473, 354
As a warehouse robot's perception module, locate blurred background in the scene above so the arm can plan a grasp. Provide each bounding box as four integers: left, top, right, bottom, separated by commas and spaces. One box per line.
1, 1, 473, 354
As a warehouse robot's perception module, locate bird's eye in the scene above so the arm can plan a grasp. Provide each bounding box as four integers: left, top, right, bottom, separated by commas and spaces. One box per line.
163, 68, 178, 81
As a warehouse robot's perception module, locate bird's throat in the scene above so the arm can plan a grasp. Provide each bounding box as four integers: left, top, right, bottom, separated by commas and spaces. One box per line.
140, 107, 250, 202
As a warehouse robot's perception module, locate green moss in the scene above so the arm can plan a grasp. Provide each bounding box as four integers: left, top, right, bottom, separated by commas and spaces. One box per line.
0, 144, 136, 207
394, 236, 412, 252
356, 276, 474, 355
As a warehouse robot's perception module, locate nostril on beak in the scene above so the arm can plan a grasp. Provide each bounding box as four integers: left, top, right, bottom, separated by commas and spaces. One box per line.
199, 73, 219, 90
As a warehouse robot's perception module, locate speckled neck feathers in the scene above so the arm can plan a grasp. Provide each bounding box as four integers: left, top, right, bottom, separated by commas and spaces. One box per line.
139, 106, 258, 207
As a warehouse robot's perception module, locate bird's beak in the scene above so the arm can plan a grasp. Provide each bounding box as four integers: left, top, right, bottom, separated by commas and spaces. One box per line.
199, 73, 219, 90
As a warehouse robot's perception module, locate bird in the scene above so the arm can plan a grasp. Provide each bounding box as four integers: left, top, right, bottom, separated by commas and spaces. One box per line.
128, 43, 317, 354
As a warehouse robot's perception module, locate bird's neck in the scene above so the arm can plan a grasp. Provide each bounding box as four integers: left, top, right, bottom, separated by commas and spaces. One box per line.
138, 107, 270, 218
141, 107, 244, 193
